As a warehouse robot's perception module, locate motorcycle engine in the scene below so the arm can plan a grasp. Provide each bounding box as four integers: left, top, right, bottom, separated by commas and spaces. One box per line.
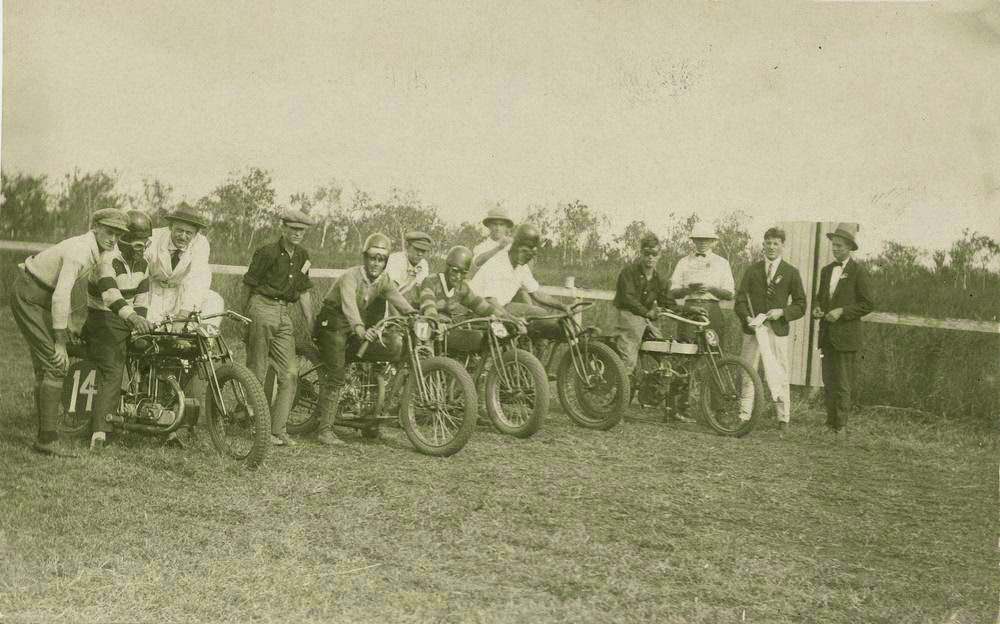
135, 399, 178, 426
636, 368, 672, 407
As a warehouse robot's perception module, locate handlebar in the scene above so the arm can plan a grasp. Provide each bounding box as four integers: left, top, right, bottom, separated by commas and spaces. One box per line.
523, 300, 594, 322
444, 316, 524, 332
152, 309, 252, 333
658, 310, 710, 328
356, 313, 441, 357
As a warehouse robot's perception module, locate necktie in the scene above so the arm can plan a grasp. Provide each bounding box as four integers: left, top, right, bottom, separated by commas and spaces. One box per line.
170, 249, 181, 270
766, 262, 776, 297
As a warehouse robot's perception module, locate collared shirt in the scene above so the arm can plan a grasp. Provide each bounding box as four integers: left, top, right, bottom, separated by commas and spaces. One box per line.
145, 227, 212, 313
88, 247, 150, 320
23, 231, 102, 331
322, 266, 413, 330
419, 273, 497, 317
669, 252, 735, 302
612, 262, 673, 317
385, 251, 429, 295
243, 238, 314, 303
829, 257, 850, 297
765, 257, 782, 283
468, 249, 540, 306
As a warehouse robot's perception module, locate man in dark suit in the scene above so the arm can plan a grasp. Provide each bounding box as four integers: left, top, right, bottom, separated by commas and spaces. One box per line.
734, 227, 807, 431
812, 224, 874, 434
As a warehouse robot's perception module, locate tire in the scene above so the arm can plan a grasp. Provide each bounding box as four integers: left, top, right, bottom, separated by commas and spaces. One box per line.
205, 362, 271, 467
694, 355, 762, 438
398, 357, 478, 457
284, 354, 323, 435
555, 340, 629, 430
484, 348, 548, 438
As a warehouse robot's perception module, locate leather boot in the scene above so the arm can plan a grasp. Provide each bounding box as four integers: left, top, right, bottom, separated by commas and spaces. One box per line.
314, 386, 345, 446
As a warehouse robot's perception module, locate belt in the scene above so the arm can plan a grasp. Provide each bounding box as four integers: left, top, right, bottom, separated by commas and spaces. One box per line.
22, 267, 55, 294
254, 292, 294, 306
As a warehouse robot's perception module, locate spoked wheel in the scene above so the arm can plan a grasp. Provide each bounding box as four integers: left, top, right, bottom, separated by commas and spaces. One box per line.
285, 355, 323, 435
398, 357, 477, 456
556, 340, 629, 430
695, 355, 762, 438
484, 348, 548, 438
205, 362, 271, 467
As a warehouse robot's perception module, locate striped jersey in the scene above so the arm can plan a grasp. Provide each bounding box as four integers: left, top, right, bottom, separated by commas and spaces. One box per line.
88, 247, 150, 320
419, 273, 496, 317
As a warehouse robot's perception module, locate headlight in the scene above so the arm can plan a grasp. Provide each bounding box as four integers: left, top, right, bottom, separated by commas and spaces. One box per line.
705, 329, 720, 347
413, 320, 432, 341
490, 320, 509, 338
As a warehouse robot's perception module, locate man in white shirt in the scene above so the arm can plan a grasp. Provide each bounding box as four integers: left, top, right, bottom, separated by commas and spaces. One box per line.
472, 207, 514, 269
384, 231, 433, 309
145, 203, 218, 325
468, 224, 570, 326
11, 208, 129, 455
666, 222, 735, 421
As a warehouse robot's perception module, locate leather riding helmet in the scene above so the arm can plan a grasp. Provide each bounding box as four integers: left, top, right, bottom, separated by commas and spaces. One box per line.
363, 233, 392, 255
121, 210, 153, 243
511, 223, 541, 249
445, 246, 474, 272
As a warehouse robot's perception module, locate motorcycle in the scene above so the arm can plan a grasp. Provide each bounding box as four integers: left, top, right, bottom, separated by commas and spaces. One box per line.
439, 315, 549, 438
625, 309, 764, 437
524, 301, 630, 431
281, 313, 479, 457
61, 310, 272, 467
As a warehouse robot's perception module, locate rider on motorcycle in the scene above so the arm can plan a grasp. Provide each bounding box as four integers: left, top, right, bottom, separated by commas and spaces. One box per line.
82, 211, 155, 451
418, 246, 522, 326
312, 233, 416, 446
467, 223, 571, 330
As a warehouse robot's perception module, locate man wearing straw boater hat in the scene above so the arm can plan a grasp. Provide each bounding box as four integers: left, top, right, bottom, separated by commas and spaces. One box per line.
812, 223, 874, 436
473, 206, 515, 269
10, 208, 130, 456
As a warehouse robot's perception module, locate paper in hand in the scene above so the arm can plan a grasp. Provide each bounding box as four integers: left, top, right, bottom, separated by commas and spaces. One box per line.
748, 313, 768, 329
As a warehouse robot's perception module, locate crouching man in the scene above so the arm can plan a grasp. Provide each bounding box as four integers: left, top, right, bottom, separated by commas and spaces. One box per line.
312, 233, 415, 446
83, 211, 155, 451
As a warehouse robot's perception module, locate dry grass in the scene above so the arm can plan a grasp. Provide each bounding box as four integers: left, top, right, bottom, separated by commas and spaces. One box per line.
1, 299, 998, 623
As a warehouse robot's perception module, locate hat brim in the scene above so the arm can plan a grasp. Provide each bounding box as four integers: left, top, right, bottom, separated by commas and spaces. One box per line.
282, 221, 310, 230
826, 232, 858, 251
409, 242, 433, 251
167, 215, 207, 229
98, 222, 130, 233
483, 218, 514, 227
689, 236, 718, 241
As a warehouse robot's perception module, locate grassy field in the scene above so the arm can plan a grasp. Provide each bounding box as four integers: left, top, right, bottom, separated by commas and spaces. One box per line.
0, 308, 997, 624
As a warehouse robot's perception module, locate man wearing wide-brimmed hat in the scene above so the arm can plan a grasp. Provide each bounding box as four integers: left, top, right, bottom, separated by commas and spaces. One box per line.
666, 222, 736, 422
473, 206, 515, 269
812, 223, 874, 436
145, 202, 215, 325
10, 208, 130, 455
242, 208, 317, 447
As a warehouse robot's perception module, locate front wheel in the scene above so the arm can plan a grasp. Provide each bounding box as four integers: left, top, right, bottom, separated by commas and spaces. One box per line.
484, 348, 548, 438
205, 362, 271, 467
555, 340, 629, 430
694, 355, 762, 438
398, 357, 477, 457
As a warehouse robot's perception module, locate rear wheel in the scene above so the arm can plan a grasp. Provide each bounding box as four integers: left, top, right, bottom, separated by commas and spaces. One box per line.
556, 341, 628, 430
398, 357, 477, 456
205, 362, 271, 467
484, 348, 548, 438
695, 355, 762, 438
284, 354, 323, 435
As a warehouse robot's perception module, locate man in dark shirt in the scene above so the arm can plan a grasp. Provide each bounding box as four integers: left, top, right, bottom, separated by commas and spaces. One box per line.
242, 208, 316, 446
612, 233, 676, 374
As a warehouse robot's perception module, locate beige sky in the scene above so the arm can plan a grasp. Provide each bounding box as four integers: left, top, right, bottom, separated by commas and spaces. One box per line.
3, 0, 999, 254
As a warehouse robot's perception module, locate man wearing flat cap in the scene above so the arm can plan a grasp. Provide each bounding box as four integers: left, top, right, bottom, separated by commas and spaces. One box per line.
10, 208, 129, 455
242, 208, 317, 446
145, 202, 215, 325
812, 223, 873, 436
473, 206, 515, 269
385, 231, 433, 308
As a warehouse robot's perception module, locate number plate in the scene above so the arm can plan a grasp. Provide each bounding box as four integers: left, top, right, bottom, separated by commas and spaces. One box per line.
62, 361, 100, 414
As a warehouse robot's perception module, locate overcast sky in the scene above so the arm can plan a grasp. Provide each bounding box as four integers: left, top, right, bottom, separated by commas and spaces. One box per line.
3, 0, 999, 254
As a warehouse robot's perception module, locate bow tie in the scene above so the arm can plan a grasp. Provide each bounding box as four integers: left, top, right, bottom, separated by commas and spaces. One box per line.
695, 253, 706, 258
832, 261, 843, 268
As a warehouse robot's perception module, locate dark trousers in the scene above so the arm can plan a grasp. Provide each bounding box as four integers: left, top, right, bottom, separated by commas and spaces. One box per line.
821, 348, 856, 431
83, 310, 130, 434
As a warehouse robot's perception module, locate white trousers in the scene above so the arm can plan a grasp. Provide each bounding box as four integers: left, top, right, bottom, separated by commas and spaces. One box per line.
739, 325, 791, 422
